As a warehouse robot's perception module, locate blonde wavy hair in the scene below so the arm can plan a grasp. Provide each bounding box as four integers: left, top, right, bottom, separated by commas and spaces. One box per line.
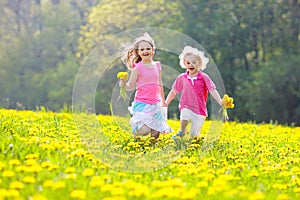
120, 32, 156, 69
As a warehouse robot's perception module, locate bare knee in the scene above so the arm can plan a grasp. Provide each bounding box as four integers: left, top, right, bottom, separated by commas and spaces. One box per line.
136, 125, 151, 136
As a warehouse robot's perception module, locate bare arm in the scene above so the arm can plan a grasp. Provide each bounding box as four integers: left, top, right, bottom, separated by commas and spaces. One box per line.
165, 90, 177, 106
119, 68, 138, 91
210, 89, 223, 107
158, 71, 167, 106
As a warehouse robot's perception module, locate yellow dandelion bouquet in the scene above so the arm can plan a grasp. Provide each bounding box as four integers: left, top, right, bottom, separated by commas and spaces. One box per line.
117, 72, 129, 101
221, 94, 234, 121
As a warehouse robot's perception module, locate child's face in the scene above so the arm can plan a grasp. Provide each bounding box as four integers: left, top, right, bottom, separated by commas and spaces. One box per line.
137, 41, 154, 62
184, 54, 202, 75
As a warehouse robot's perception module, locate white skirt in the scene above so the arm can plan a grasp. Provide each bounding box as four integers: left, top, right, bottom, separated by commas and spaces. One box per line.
129, 102, 172, 134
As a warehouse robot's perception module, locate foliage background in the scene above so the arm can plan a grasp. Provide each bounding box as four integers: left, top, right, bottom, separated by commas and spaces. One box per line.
0, 0, 299, 125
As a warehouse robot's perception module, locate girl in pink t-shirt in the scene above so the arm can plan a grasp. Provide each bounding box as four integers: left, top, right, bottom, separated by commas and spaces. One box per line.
119, 33, 172, 139
166, 46, 224, 138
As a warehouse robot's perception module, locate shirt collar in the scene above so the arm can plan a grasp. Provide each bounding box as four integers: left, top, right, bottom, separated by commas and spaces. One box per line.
184, 72, 202, 85
184, 71, 202, 79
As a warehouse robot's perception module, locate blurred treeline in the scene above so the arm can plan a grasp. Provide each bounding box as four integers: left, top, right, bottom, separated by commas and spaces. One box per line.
0, 0, 299, 125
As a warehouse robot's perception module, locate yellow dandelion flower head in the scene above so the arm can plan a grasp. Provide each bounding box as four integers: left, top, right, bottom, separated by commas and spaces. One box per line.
222, 94, 235, 108
117, 72, 128, 81
2, 170, 15, 177
9, 181, 25, 190
82, 168, 94, 177
25, 153, 39, 160
9, 159, 21, 166
43, 180, 55, 188
23, 176, 36, 183
30, 194, 48, 200
70, 190, 86, 200
64, 167, 76, 174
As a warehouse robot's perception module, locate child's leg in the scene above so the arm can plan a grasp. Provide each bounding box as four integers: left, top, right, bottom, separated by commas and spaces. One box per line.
180, 120, 189, 134
150, 129, 160, 139
179, 108, 192, 135
136, 125, 151, 136
190, 115, 206, 137
172, 109, 192, 139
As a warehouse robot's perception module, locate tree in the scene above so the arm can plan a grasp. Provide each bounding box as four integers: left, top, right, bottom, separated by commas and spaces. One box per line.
0, 0, 97, 110
77, 0, 183, 114
240, 53, 300, 125
77, 0, 183, 57
177, 0, 299, 124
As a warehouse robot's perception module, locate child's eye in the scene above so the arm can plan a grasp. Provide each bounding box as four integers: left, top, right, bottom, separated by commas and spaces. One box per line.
139, 48, 144, 51
146, 48, 151, 50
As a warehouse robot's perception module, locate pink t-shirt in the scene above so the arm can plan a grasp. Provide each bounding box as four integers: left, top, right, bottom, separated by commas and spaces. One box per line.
172, 72, 216, 116
133, 61, 161, 104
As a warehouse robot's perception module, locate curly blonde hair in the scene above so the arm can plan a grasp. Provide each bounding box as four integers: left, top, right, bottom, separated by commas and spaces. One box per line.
179, 46, 209, 70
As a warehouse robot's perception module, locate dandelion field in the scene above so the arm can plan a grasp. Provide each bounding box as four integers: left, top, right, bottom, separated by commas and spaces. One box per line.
1, 109, 300, 200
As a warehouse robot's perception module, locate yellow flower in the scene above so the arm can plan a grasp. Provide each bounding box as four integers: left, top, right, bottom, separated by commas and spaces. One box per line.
64, 167, 76, 174
43, 180, 54, 188
2, 170, 15, 177
9, 159, 21, 166
27, 165, 42, 173
25, 159, 37, 166
117, 72, 128, 81
9, 181, 25, 190
249, 170, 259, 177
221, 94, 234, 121
90, 176, 104, 187
23, 176, 36, 184
272, 183, 288, 190
293, 187, 300, 193
65, 174, 77, 179
30, 194, 48, 200
276, 194, 289, 200
196, 181, 208, 188
82, 168, 94, 177
6, 189, 20, 198
70, 190, 86, 199
222, 94, 235, 108
117, 71, 129, 101
25, 154, 39, 160
248, 192, 265, 200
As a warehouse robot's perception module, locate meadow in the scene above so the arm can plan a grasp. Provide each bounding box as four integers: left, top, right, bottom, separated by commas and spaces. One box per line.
0, 108, 300, 200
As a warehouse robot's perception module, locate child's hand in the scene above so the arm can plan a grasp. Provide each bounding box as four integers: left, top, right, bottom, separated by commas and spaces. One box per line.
117, 72, 128, 101
221, 94, 234, 121
119, 80, 126, 87
161, 101, 167, 107
161, 103, 167, 107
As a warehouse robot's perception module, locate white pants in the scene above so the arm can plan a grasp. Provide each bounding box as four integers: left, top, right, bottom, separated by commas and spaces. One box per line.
180, 108, 206, 137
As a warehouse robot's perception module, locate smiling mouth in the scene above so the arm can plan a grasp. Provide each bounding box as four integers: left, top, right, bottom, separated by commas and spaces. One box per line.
188, 67, 195, 70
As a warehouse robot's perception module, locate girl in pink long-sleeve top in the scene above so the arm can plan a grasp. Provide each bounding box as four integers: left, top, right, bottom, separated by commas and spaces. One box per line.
165, 46, 224, 138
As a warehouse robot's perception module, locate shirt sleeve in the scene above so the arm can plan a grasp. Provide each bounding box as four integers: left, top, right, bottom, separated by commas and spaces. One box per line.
202, 73, 216, 92
172, 75, 183, 94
